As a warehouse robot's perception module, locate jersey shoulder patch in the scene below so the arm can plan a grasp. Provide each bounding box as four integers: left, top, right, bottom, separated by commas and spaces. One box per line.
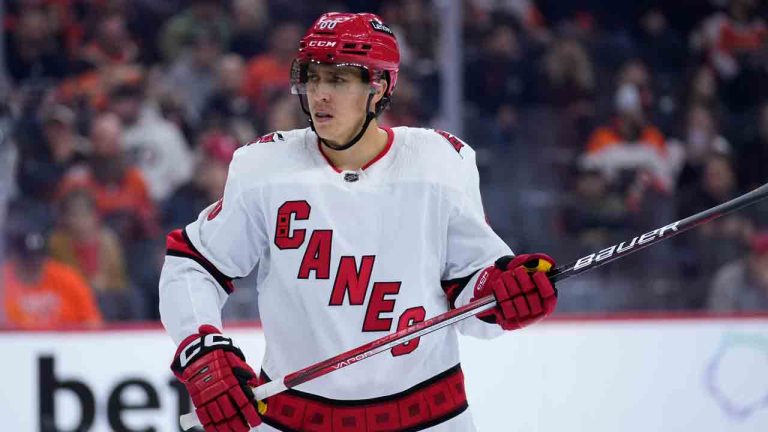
207, 198, 223, 221
247, 132, 285, 145
432, 129, 466, 156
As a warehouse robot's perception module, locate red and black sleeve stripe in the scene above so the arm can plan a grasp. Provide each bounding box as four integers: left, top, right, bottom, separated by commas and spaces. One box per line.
165, 229, 235, 294
440, 269, 480, 309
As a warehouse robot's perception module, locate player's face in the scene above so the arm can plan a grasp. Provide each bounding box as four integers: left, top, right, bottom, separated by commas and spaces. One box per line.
305, 63, 378, 144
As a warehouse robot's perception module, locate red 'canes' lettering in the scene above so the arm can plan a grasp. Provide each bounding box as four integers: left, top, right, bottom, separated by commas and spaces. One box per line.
297, 230, 332, 279
274, 201, 311, 249
329, 256, 376, 305
362, 282, 401, 332
391, 306, 426, 357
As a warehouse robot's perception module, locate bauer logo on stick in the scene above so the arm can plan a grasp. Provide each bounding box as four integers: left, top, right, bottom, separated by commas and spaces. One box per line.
573, 221, 681, 271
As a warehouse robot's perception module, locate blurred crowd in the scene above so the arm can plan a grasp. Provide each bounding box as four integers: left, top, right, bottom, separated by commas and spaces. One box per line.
1, 0, 767, 329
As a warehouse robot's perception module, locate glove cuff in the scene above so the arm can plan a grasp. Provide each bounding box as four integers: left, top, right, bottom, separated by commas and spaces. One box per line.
197, 324, 222, 335
496, 253, 555, 272
171, 325, 247, 378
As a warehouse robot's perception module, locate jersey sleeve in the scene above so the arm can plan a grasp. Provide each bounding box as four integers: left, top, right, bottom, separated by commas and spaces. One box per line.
440, 141, 513, 339
159, 147, 268, 344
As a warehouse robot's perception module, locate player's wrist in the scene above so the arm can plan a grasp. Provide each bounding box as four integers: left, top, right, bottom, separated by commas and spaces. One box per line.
471, 254, 558, 331
171, 325, 243, 378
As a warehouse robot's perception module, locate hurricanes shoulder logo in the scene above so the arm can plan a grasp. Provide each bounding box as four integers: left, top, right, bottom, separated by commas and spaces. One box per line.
249, 132, 285, 145
434, 129, 465, 156
207, 199, 223, 221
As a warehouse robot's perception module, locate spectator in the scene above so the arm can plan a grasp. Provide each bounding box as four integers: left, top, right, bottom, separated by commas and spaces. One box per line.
163, 132, 238, 231
612, 59, 658, 119
476, 0, 550, 44
561, 164, 628, 252
678, 153, 753, 307
636, 8, 686, 76
16, 104, 89, 202
156, 91, 195, 144
635, 8, 686, 129
158, 0, 232, 62
48, 189, 136, 321
540, 36, 596, 140
78, 12, 140, 70
4, 6, 68, 85
109, 83, 193, 202
384, 0, 438, 62
708, 231, 768, 312
676, 104, 731, 190
685, 65, 722, 115
54, 63, 144, 113
557, 166, 635, 313
583, 83, 682, 195
229, 0, 270, 58
202, 54, 258, 143
164, 27, 225, 125
695, 0, 768, 111
465, 23, 533, 119
582, 80, 684, 301
697, 0, 767, 81
58, 112, 157, 243
243, 22, 303, 115
2, 225, 103, 329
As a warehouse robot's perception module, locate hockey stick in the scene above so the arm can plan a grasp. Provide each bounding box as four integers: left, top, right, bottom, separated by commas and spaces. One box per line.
180, 181, 768, 430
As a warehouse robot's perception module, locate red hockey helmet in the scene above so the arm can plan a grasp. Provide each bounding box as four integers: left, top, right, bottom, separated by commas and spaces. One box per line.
291, 12, 400, 106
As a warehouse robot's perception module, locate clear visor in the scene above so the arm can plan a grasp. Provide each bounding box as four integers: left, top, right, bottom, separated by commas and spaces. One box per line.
290, 60, 383, 96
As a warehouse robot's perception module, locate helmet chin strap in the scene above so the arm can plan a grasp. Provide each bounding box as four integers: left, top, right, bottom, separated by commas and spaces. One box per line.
300, 93, 377, 152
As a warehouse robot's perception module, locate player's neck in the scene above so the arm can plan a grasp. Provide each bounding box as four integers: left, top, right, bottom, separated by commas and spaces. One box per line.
321, 120, 388, 171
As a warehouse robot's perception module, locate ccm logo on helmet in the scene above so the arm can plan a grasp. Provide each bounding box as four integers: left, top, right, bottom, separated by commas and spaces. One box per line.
308, 40, 337, 47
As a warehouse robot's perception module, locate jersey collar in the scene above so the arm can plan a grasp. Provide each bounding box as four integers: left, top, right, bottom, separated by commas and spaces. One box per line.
316, 127, 394, 173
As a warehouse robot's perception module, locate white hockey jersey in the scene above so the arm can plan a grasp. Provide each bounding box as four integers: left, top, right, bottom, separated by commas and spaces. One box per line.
160, 126, 513, 431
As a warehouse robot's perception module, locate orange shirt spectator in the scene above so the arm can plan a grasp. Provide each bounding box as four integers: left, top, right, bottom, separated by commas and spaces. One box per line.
583, 119, 677, 195
55, 64, 144, 111
58, 166, 154, 221
3, 259, 103, 329
243, 22, 303, 111
243, 53, 290, 111
57, 113, 158, 240
586, 121, 667, 155
582, 83, 683, 194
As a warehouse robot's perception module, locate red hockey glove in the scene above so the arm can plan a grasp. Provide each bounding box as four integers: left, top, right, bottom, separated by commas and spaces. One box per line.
171, 325, 262, 432
473, 253, 558, 330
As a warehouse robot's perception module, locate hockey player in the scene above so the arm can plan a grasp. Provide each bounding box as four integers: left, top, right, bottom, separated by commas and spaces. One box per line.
160, 12, 558, 432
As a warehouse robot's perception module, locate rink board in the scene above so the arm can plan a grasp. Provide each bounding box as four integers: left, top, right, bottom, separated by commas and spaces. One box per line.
1, 316, 767, 431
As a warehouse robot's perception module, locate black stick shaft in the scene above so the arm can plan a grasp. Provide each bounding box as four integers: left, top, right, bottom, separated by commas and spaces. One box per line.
548, 182, 768, 284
